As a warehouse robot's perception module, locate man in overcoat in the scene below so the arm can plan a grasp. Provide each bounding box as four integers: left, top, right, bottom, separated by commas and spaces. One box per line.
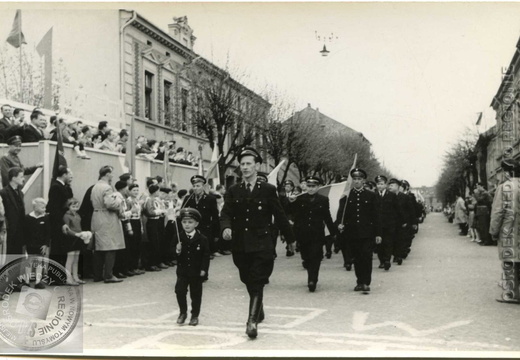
91, 165, 126, 283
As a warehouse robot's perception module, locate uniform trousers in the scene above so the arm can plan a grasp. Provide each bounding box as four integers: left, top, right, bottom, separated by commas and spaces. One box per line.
394, 226, 408, 259
338, 232, 354, 267
145, 218, 162, 267
300, 239, 323, 283
128, 219, 142, 269
175, 275, 203, 316
324, 235, 334, 254
351, 238, 374, 286
377, 227, 396, 264
232, 250, 274, 292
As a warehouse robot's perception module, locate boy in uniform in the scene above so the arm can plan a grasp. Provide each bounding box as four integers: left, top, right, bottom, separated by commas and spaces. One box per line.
175, 208, 210, 326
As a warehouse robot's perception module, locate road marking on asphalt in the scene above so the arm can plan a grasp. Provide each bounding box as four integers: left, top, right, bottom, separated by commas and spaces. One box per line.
89, 321, 510, 351
352, 311, 472, 337
120, 330, 247, 350
83, 302, 160, 314
314, 338, 441, 351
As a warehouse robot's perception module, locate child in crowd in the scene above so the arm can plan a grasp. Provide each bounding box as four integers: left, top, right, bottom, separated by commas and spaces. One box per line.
62, 198, 92, 285
175, 208, 210, 326
24, 198, 51, 289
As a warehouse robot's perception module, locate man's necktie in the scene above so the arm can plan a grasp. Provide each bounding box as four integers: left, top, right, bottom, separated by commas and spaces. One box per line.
247, 183, 252, 194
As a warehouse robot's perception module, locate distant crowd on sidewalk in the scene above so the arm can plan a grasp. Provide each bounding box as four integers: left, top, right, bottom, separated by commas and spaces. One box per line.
0, 103, 200, 165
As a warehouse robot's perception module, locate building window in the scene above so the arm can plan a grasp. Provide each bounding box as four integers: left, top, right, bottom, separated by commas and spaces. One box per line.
181, 88, 189, 132
145, 71, 154, 121
164, 80, 172, 126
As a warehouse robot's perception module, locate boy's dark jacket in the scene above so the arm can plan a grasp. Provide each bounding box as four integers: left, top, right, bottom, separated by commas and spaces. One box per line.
176, 230, 210, 277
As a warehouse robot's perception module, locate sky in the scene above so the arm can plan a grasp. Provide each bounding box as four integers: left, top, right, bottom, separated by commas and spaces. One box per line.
2, 2, 520, 187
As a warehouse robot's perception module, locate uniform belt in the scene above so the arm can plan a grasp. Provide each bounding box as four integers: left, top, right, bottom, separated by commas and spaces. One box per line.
93, 209, 108, 212
148, 217, 160, 220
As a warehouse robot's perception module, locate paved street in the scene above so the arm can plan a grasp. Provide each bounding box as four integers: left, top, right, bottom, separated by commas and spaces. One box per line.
80, 213, 520, 355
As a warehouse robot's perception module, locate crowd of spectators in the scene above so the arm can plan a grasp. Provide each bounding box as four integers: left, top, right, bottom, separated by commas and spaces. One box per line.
444, 182, 495, 246
0, 104, 200, 166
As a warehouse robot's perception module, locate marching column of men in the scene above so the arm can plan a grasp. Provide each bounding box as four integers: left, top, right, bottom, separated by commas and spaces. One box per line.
0, 144, 426, 338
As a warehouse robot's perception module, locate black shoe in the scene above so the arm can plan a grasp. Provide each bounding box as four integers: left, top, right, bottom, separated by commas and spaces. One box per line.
397, 258, 403, 265
354, 284, 363, 291
378, 263, 385, 269
325, 252, 332, 259
392, 257, 398, 263
125, 270, 136, 277
158, 263, 169, 269
333, 247, 340, 254
189, 317, 199, 326
362, 284, 371, 293
496, 298, 520, 304
384, 262, 391, 271
146, 266, 161, 272
246, 321, 258, 339
104, 277, 123, 283
345, 264, 352, 271
308, 281, 316, 292
177, 314, 187, 324
116, 273, 127, 279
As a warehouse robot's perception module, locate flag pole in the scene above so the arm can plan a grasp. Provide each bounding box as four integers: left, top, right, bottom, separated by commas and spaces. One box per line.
19, 10, 22, 103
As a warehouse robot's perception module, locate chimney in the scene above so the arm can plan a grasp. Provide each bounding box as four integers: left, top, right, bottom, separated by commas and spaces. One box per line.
168, 16, 197, 50
307, 103, 311, 108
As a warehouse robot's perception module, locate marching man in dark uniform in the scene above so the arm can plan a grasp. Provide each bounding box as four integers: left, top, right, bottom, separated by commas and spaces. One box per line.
336, 168, 381, 293
375, 175, 402, 271
182, 175, 220, 280
400, 180, 418, 259
387, 178, 412, 265
221, 147, 294, 339
288, 175, 336, 292
175, 208, 210, 326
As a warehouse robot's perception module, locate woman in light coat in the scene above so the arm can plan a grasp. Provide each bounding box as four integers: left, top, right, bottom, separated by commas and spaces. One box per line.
454, 195, 468, 236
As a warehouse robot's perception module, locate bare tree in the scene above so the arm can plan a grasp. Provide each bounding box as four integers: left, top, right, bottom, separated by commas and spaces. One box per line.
0, 43, 69, 111
435, 128, 479, 204
190, 67, 270, 184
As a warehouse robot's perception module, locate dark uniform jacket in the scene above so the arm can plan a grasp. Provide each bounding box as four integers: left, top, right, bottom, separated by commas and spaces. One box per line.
176, 230, 210, 278
336, 187, 381, 240
0, 153, 39, 188
220, 180, 295, 253
375, 190, 402, 230
182, 193, 220, 240
0, 185, 25, 253
407, 192, 420, 225
291, 193, 336, 241
396, 192, 415, 226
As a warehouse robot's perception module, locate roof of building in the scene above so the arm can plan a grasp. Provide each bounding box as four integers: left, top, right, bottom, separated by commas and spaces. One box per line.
122, 10, 269, 107
285, 103, 370, 144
